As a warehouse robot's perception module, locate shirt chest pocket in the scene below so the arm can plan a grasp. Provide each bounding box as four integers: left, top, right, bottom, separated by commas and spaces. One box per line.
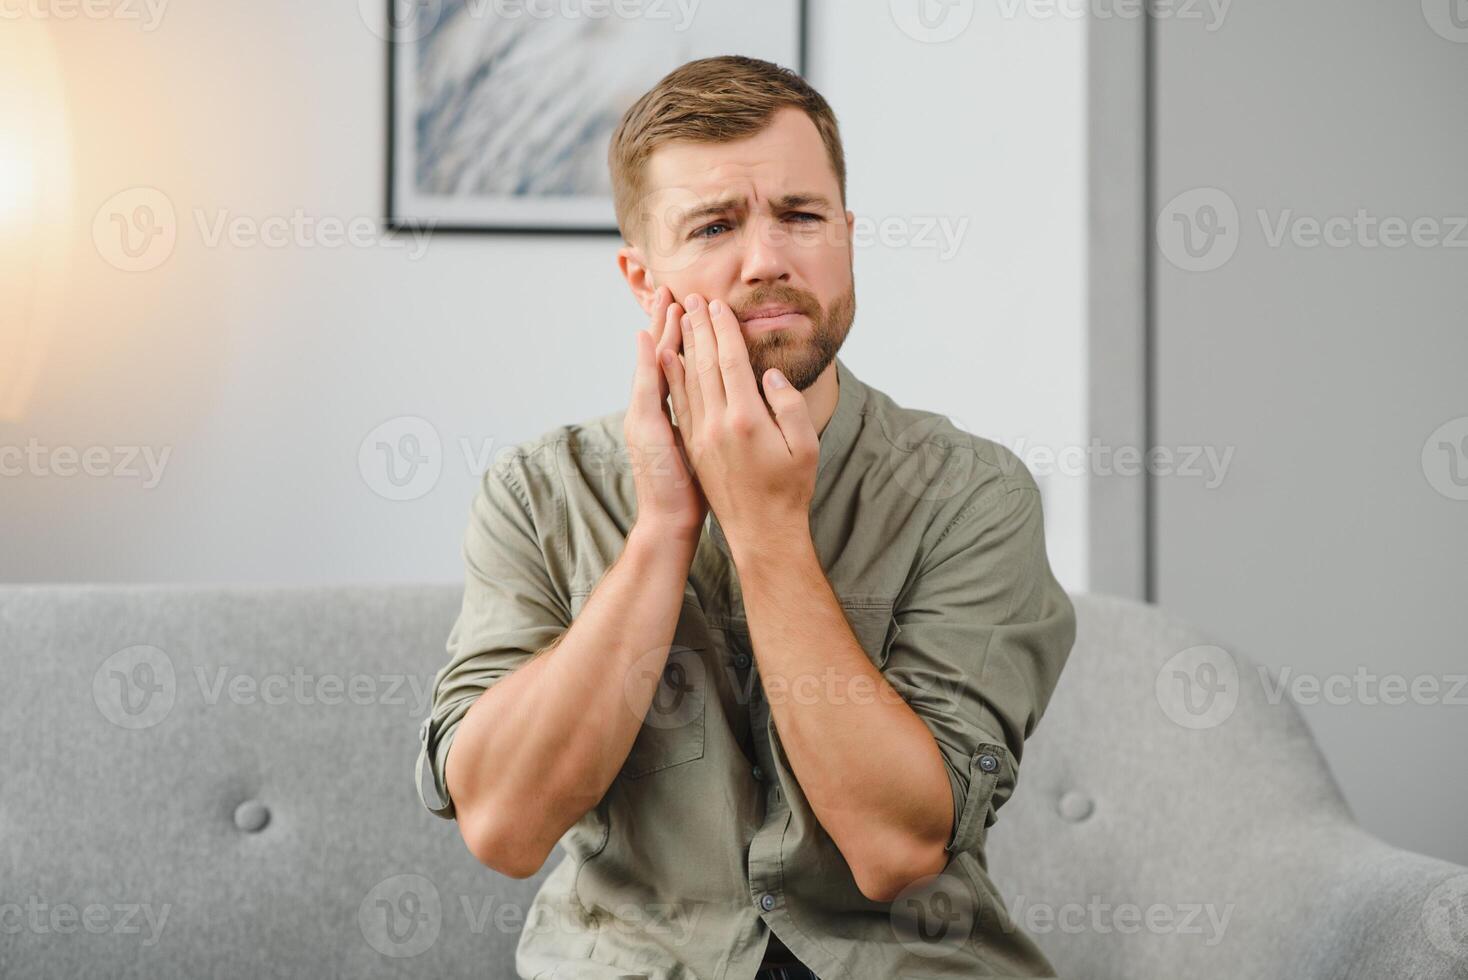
569, 588, 709, 779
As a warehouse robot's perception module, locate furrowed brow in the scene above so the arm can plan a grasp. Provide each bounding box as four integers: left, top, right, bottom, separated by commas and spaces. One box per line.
672, 191, 836, 236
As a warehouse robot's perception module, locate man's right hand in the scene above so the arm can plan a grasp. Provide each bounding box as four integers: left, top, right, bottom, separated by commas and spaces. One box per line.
625, 285, 708, 542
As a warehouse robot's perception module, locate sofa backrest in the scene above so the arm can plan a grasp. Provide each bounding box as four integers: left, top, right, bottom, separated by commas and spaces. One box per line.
0, 584, 547, 978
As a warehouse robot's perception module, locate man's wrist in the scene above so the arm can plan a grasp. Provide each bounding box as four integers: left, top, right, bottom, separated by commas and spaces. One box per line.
728, 524, 818, 584
627, 517, 703, 558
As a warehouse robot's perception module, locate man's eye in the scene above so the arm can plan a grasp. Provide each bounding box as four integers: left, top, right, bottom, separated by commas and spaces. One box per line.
693, 221, 731, 240
788, 212, 823, 223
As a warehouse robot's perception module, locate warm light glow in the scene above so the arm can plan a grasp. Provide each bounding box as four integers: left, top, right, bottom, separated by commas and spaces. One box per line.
0, 18, 72, 422
0, 137, 37, 223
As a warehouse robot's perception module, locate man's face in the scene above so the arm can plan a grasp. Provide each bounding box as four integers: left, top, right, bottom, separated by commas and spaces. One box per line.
620, 106, 856, 395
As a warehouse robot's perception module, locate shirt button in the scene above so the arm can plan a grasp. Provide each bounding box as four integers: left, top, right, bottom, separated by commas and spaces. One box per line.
977, 752, 1000, 773
759, 893, 776, 912
734, 652, 751, 669
752, 765, 764, 781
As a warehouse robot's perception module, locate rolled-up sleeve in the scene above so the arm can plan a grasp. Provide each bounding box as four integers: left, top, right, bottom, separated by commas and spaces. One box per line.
882, 474, 1076, 856
415, 453, 570, 821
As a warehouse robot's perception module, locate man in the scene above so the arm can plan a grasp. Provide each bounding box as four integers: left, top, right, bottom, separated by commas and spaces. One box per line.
415, 55, 1076, 980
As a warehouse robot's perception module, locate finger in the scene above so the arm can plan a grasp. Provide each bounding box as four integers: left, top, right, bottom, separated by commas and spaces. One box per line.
630, 330, 661, 414
680, 309, 704, 432
707, 298, 760, 410
660, 346, 692, 437
658, 301, 685, 398
647, 284, 671, 330
761, 367, 819, 462
682, 293, 726, 415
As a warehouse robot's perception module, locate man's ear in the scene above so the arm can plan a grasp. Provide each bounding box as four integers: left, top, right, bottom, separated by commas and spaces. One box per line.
617, 244, 659, 315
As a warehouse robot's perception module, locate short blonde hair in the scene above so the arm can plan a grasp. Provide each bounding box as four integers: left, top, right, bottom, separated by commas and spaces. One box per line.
607, 55, 847, 246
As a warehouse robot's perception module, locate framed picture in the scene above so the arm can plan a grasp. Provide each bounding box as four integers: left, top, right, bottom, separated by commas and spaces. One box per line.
387, 0, 809, 235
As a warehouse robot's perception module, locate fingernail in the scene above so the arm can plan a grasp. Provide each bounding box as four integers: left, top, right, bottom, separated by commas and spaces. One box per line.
685, 294, 702, 311
767, 370, 787, 390
681, 314, 691, 331
709, 299, 723, 316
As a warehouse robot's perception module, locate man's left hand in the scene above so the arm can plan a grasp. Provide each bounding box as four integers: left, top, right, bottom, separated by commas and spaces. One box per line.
657, 292, 819, 559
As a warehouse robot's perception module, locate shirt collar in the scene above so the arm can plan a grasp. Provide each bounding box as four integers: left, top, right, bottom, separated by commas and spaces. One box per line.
706, 355, 867, 557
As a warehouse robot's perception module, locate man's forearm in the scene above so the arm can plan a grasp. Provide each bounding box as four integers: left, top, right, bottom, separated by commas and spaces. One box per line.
447, 520, 698, 876
733, 534, 953, 901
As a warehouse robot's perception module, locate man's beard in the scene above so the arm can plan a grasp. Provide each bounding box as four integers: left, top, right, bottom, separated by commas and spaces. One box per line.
742, 282, 856, 399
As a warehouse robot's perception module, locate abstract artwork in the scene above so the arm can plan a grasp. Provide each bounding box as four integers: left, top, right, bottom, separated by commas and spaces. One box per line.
388, 0, 807, 233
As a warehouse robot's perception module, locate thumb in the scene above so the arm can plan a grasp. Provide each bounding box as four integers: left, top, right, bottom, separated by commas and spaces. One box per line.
763, 368, 818, 460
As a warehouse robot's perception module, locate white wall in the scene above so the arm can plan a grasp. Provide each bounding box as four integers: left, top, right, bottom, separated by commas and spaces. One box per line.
1, 1, 1087, 592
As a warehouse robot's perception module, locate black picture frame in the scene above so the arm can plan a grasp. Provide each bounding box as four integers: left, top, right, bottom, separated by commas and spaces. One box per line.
385, 0, 810, 237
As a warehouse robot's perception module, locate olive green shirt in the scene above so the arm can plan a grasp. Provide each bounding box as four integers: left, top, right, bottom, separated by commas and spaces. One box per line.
415, 355, 1076, 979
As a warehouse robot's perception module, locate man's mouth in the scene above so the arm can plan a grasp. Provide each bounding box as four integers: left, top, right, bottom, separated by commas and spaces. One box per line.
739, 306, 807, 331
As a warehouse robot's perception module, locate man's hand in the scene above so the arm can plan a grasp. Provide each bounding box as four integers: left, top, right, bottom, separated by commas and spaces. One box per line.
625, 285, 708, 541
657, 292, 819, 559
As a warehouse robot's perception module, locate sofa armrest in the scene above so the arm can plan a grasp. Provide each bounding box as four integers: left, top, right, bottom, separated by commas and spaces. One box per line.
1292, 829, 1468, 980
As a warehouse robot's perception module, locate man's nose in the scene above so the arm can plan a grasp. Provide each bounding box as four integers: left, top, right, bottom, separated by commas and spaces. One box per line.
738, 216, 794, 285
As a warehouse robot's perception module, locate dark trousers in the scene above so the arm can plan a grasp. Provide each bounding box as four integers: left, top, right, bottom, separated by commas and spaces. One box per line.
753, 964, 820, 980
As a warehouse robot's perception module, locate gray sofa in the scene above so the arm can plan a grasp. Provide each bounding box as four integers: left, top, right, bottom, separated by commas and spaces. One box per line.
2, 585, 1464, 979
